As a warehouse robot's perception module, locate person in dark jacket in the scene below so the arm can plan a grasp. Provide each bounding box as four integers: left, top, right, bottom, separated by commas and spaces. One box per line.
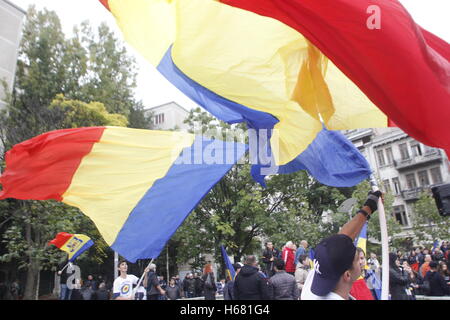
224, 263, 243, 300
424, 261, 450, 296
193, 273, 203, 297
389, 252, 414, 300
269, 258, 299, 300
201, 264, 217, 300
261, 242, 280, 277
233, 255, 271, 300
182, 273, 196, 298
94, 282, 110, 300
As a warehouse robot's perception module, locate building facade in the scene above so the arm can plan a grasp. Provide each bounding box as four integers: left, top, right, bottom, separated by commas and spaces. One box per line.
146, 101, 190, 131
0, 0, 26, 110
345, 127, 450, 233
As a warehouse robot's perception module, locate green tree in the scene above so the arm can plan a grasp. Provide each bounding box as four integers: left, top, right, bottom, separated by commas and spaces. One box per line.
412, 192, 449, 246
172, 108, 358, 272
49, 94, 128, 128
0, 6, 146, 299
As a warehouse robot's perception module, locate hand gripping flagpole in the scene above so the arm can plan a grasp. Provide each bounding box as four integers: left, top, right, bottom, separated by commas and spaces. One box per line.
369, 174, 389, 300
131, 259, 154, 300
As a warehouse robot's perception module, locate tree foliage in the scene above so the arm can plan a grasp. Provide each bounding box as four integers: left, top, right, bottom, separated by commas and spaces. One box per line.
173, 108, 357, 270
412, 192, 450, 246
0, 6, 149, 299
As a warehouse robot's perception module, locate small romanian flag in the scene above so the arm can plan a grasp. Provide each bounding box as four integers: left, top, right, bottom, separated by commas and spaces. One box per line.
49, 232, 94, 262
221, 245, 236, 281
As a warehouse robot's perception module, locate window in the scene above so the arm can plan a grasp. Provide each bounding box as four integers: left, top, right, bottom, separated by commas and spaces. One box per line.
411, 144, 422, 157
417, 170, 430, 186
154, 113, 165, 125
399, 143, 410, 160
406, 173, 417, 189
392, 177, 401, 195
430, 167, 443, 184
393, 205, 409, 226
385, 147, 394, 165
377, 149, 386, 166
383, 179, 391, 193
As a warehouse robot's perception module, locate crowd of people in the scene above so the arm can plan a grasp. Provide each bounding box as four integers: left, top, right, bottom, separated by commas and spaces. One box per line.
2, 191, 449, 301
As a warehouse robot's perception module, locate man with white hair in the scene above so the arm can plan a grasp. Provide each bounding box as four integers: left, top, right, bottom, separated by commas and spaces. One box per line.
146, 263, 166, 300
282, 241, 296, 275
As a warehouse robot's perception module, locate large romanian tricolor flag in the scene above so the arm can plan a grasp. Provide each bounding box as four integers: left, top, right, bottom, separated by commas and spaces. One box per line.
0, 127, 247, 262
221, 0, 450, 156
49, 232, 94, 262
98, 0, 450, 167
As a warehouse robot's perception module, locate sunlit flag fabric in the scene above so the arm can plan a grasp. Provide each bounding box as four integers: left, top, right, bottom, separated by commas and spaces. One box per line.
221, 0, 450, 157
0, 127, 247, 262
220, 245, 236, 281
49, 232, 94, 262
98, 0, 393, 170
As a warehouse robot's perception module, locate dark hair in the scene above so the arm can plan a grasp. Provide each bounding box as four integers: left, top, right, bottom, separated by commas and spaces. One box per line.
298, 254, 308, 264
273, 258, 285, 271
429, 261, 438, 269
118, 259, 127, 266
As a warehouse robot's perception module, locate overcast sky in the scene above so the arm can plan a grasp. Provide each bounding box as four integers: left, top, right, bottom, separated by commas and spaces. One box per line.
9, 0, 450, 110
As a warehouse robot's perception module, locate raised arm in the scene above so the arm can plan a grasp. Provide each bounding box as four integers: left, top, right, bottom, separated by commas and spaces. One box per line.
339, 191, 382, 241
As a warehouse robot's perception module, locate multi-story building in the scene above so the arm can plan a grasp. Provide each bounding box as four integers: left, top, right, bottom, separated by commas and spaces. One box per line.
146, 101, 190, 131
0, 0, 26, 110
345, 127, 450, 233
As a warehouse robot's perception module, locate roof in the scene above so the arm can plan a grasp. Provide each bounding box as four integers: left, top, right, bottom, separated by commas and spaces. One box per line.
3, 0, 27, 15
146, 101, 190, 114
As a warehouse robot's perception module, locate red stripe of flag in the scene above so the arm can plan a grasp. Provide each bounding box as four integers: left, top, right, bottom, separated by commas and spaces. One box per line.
99, 0, 110, 11
0, 127, 105, 201
221, 0, 450, 155
48, 232, 74, 248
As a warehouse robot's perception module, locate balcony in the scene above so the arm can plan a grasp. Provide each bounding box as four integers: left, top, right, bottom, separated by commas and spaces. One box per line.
401, 187, 425, 201
394, 150, 442, 171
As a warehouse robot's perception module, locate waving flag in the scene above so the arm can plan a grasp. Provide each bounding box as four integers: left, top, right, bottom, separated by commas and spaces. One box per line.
98, 0, 391, 170
49, 232, 94, 262
252, 128, 372, 188
0, 127, 247, 262
222, 0, 450, 156
220, 245, 236, 281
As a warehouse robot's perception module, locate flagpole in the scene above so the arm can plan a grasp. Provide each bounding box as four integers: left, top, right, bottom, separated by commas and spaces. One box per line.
59, 262, 70, 273
114, 252, 119, 279
369, 174, 389, 300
